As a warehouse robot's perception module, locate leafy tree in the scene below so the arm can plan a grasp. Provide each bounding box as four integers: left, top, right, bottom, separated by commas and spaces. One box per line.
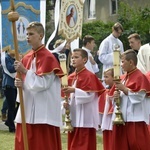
82, 1, 150, 50
117, 1, 150, 49
82, 21, 113, 48
45, 0, 51, 44
45, 1, 150, 51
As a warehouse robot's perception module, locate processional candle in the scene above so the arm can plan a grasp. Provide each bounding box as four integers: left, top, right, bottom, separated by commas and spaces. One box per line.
113, 44, 120, 79
59, 53, 68, 86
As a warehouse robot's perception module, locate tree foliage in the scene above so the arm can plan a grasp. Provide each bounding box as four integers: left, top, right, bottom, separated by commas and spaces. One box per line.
117, 1, 150, 49
82, 1, 150, 50
82, 21, 113, 48
45, 0, 51, 44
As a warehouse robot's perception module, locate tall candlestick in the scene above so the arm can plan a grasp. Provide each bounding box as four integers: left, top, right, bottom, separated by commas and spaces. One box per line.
59, 54, 68, 86
113, 44, 124, 125
113, 44, 120, 79
59, 53, 73, 132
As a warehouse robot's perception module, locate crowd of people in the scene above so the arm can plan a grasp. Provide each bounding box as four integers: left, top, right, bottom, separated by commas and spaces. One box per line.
0, 21, 150, 150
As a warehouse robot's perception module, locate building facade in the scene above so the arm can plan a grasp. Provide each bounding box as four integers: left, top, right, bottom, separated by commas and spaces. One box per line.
83, 0, 149, 23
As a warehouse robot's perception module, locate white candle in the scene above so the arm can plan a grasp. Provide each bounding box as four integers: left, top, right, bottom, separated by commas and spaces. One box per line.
113, 45, 120, 79
59, 54, 68, 86
60, 61, 68, 86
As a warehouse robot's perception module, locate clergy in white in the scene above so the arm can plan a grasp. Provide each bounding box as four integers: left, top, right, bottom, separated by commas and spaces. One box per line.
98, 22, 124, 85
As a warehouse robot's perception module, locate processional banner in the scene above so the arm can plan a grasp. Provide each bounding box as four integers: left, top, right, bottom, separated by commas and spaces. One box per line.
58, 0, 84, 42
0, 0, 46, 54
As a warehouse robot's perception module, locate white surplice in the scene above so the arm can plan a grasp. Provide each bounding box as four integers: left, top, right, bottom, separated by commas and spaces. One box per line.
112, 90, 150, 125
101, 94, 114, 131
15, 58, 62, 127
69, 80, 99, 130
82, 47, 99, 73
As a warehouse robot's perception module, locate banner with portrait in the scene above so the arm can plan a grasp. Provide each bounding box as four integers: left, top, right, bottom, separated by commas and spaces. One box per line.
0, 0, 46, 54
58, 0, 84, 41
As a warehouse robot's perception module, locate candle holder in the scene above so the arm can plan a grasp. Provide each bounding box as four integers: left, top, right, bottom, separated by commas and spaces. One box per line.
113, 44, 124, 125
63, 92, 73, 132
59, 54, 73, 132
113, 79, 124, 125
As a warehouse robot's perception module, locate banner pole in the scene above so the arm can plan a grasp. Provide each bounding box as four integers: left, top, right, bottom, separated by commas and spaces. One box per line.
8, 1, 29, 150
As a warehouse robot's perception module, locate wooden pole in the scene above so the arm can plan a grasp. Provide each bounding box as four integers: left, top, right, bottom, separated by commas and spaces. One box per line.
7, 0, 29, 150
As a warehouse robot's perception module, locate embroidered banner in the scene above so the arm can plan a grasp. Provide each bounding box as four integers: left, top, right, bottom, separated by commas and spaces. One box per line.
0, 0, 46, 54
58, 0, 84, 42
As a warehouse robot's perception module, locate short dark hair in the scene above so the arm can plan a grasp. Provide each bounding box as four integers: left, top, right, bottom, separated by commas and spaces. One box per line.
112, 22, 123, 32
82, 35, 95, 46
121, 49, 137, 65
73, 48, 88, 59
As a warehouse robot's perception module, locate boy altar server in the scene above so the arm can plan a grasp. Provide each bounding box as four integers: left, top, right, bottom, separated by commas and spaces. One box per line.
112, 49, 150, 150
62, 48, 105, 150
100, 68, 115, 150
14, 22, 63, 150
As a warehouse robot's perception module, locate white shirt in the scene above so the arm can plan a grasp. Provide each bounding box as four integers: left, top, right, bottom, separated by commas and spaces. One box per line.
137, 43, 150, 74
82, 47, 99, 73
99, 34, 124, 78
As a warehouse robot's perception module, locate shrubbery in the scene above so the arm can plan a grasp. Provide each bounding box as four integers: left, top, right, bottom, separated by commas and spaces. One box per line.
82, 21, 113, 49
82, 1, 150, 50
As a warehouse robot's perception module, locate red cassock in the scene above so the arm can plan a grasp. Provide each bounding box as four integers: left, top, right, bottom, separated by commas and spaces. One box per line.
112, 68, 150, 150
15, 45, 63, 150
145, 71, 150, 133
15, 124, 62, 150
145, 71, 150, 83
67, 68, 105, 150
102, 85, 115, 150
99, 85, 115, 114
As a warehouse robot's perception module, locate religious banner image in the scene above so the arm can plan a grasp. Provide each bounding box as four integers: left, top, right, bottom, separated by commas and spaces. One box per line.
58, 0, 84, 41
1, 0, 46, 54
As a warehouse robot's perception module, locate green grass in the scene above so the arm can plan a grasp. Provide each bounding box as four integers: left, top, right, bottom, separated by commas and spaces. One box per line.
0, 130, 15, 150
0, 130, 103, 150
0, 99, 103, 150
